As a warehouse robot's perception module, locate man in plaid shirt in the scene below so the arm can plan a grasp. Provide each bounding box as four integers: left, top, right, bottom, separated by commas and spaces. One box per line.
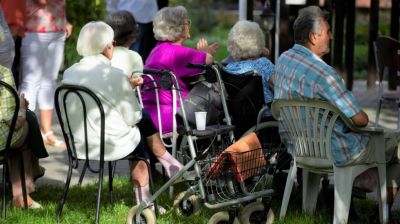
274, 5, 400, 217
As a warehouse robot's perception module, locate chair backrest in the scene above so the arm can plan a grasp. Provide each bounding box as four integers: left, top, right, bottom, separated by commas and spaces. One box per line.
55, 84, 105, 170
221, 69, 264, 138
0, 80, 19, 152
374, 36, 400, 83
271, 99, 354, 169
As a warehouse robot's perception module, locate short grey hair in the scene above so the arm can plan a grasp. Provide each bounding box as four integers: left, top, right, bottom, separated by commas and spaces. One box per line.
153, 6, 188, 42
77, 21, 114, 57
293, 6, 330, 45
227, 20, 265, 60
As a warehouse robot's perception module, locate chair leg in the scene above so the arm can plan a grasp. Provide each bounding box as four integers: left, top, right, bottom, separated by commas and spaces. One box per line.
95, 163, 104, 224
78, 161, 88, 186
17, 151, 28, 209
377, 164, 388, 223
108, 161, 113, 206
2, 162, 7, 221
375, 99, 383, 127
279, 162, 297, 219
397, 101, 400, 129
57, 163, 74, 220
302, 171, 321, 213
333, 168, 354, 224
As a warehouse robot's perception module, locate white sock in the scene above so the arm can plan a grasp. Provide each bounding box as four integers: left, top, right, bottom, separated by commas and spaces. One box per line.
134, 184, 151, 205
158, 151, 183, 178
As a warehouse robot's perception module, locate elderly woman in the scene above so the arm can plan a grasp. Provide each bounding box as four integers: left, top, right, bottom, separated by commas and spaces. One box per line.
225, 20, 275, 117
141, 5, 218, 134
0, 24, 48, 209
62, 21, 182, 210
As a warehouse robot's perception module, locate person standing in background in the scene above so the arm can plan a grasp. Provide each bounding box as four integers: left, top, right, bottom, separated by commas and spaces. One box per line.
0, 0, 25, 88
105, 0, 158, 62
20, 0, 73, 148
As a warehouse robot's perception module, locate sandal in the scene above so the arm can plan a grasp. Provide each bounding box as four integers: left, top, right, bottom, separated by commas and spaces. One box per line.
41, 131, 66, 148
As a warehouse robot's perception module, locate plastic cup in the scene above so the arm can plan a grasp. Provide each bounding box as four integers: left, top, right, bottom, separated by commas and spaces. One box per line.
195, 111, 207, 131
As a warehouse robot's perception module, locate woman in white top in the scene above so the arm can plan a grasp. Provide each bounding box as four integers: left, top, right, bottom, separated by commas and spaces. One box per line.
62, 21, 182, 210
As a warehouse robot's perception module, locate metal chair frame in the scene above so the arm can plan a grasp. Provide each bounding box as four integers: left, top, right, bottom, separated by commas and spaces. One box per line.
55, 84, 154, 224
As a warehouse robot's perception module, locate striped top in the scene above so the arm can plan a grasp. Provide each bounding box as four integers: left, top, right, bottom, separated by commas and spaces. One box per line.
274, 44, 369, 165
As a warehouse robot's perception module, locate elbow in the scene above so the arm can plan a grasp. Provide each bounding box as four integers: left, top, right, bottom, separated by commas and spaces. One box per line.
351, 111, 369, 127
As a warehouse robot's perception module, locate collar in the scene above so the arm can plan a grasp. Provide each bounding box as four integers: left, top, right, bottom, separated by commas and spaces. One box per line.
80, 54, 111, 65
292, 44, 324, 62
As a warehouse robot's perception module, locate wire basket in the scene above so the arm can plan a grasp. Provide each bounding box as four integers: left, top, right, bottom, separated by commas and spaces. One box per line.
198, 148, 270, 204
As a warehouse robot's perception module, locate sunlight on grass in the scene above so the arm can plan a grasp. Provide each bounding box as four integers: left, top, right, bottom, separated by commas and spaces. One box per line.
1, 175, 380, 223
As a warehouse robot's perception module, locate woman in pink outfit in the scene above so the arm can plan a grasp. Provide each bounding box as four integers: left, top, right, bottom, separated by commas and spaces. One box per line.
142, 5, 218, 134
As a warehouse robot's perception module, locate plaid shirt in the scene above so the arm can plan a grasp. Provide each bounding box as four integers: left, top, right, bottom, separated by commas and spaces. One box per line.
0, 66, 22, 150
274, 44, 369, 165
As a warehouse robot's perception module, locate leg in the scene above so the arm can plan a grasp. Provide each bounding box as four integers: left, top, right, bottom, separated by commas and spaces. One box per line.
20, 32, 45, 111
38, 32, 66, 144
130, 160, 150, 205
7, 149, 35, 208
137, 109, 183, 177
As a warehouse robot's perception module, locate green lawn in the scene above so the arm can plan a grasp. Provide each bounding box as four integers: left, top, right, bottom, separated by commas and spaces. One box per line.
1, 175, 381, 224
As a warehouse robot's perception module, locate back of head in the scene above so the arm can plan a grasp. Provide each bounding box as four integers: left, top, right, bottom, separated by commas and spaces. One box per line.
77, 21, 114, 57
227, 20, 265, 60
153, 5, 188, 42
293, 6, 329, 45
105, 10, 139, 47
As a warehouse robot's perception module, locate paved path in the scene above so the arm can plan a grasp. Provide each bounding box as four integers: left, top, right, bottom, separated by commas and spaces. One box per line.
29, 80, 400, 189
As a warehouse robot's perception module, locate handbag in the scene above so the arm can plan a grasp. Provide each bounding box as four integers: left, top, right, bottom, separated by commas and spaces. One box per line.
177, 81, 223, 126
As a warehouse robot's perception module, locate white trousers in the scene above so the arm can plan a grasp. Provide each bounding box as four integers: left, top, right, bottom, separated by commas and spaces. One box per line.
20, 32, 66, 111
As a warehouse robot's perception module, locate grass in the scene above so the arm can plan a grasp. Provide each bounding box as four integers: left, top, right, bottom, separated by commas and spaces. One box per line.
1, 174, 381, 224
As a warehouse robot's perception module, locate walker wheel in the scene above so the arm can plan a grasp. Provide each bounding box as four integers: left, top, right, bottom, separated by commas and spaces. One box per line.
239, 201, 274, 224
208, 211, 240, 224
173, 191, 201, 216
126, 205, 156, 224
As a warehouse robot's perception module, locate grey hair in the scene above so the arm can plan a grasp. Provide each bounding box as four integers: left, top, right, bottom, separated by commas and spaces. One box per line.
77, 21, 114, 57
153, 6, 188, 42
227, 20, 265, 60
293, 6, 330, 45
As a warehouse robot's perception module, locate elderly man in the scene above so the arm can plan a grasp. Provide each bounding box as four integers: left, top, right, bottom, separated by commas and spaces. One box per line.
274, 5, 400, 219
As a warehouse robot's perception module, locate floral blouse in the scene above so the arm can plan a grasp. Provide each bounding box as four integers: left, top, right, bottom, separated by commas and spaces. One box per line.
25, 0, 66, 33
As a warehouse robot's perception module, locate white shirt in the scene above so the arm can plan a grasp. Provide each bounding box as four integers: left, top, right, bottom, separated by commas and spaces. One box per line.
62, 54, 142, 161
111, 46, 143, 75
106, 0, 158, 23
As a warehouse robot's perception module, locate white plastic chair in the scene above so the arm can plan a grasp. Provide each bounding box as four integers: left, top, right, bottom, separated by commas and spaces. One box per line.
272, 99, 388, 224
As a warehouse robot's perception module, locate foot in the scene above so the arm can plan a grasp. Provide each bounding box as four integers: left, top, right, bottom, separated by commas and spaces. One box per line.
41, 131, 66, 148
12, 196, 42, 209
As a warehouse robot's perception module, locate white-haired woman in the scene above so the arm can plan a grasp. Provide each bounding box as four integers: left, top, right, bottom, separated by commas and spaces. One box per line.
62, 21, 182, 211
225, 20, 275, 117
142, 5, 218, 134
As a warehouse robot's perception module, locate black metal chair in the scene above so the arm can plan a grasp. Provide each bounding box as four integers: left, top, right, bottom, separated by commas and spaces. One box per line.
0, 80, 28, 220
55, 84, 154, 224
374, 36, 400, 128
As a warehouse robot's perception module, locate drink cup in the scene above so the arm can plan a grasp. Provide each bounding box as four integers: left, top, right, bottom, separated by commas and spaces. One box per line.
195, 111, 207, 131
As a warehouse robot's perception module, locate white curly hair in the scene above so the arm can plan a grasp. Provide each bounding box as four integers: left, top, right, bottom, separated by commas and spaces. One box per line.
153, 6, 188, 42
227, 20, 265, 60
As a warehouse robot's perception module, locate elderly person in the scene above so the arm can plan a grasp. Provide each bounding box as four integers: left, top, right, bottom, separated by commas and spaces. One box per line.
105, 10, 142, 77
62, 21, 182, 210
274, 6, 400, 221
141, 5, 218, 134
0, 35, 48, 209
225, 20, 275, 118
